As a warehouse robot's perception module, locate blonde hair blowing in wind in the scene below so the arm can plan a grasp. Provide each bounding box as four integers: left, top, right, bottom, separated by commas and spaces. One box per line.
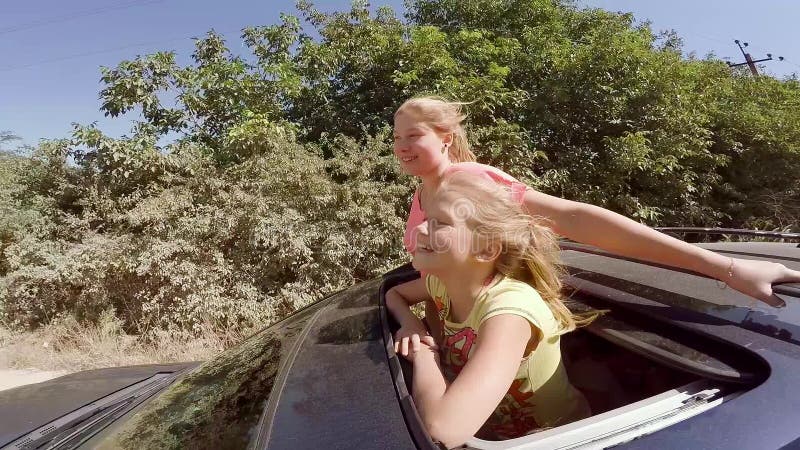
438, 172, 598, 335
395, 96, 477, 163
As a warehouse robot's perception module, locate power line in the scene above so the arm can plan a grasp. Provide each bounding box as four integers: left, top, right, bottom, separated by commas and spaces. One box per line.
0, 0, 164, 36
777, 57, 800, 74
0, 28, 244, 73
682, 30, 730, 47
727, 39, 783, 77
664, 29, 797, 76
732, 40, 800, 75
0, 38, 183, 73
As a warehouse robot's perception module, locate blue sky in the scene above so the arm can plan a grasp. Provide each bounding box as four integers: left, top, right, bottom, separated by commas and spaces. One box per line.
1, 0, 798, 148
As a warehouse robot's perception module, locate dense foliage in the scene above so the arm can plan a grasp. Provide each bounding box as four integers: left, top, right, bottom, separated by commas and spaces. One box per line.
1, 0, 798, 334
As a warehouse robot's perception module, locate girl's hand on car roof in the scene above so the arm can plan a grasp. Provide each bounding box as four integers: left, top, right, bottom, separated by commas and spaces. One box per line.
395, 328, 439, 362
726, 258, 800, 307
394, 317, 433, 348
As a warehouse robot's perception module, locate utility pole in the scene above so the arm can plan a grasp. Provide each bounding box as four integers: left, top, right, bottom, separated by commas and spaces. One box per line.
727, 40, 783, 77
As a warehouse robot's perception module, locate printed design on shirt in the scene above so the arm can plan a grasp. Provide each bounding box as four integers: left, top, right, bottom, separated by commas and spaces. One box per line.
442, 327, 477, 377
496, 379, 535, 415
491, 410, 540, 439
508, 379, 535, 407
489, 378, 540, 438
433, 295, 446, 320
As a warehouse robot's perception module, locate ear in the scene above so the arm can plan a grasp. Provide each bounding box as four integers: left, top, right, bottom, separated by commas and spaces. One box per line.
474, 240, 502, 263
441, 132, 454, 147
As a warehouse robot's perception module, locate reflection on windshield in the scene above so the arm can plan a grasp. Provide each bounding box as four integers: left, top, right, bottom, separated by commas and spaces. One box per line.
317, 310, 381, 345
98, 328, 283, 450
98, 302, 316, 450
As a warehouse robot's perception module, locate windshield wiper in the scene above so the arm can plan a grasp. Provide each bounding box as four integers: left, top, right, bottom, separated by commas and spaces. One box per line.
4, 372, 179, 450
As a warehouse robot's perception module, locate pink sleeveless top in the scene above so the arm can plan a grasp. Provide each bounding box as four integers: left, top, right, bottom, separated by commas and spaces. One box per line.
403, 162, 528, 254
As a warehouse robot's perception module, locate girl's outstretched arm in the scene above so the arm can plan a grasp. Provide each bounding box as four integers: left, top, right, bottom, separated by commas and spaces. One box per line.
409, 314, 532, 448
523, 189, 800, 307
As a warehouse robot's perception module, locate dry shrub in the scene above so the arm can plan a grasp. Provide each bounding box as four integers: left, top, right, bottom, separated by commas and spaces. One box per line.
0, 309, 251, 372
0, 126, 412, 337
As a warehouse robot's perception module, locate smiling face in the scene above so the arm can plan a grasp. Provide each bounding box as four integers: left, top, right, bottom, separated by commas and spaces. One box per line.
393, 111, 452, 177
411, 189, 480, 275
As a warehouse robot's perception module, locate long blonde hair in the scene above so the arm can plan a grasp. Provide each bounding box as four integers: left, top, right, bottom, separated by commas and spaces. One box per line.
437, 172, 598, 335
394, 96, 477, 163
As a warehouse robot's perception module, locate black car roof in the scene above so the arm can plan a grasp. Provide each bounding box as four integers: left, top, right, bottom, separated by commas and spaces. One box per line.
560, 241, 800, 346
250, 277, 417, 450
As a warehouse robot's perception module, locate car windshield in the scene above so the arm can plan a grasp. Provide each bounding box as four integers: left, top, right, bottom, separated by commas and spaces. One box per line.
94, 304, 320, 450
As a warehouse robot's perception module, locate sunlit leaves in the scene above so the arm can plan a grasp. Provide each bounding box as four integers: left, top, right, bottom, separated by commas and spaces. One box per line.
3, 0, 799, 335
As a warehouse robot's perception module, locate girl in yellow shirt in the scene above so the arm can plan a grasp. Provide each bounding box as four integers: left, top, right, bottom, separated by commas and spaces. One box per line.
386, 171, 597, 447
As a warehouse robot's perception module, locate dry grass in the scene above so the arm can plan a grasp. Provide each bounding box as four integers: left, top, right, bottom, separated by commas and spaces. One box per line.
0, 311, 254, 373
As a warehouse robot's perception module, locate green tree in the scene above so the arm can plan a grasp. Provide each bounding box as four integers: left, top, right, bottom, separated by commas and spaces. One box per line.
3, 0, 799, 334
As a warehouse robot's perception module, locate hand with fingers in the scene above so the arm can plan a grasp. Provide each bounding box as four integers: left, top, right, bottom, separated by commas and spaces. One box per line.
394, 331, 439, 363
394, 319, 439, 362
724, 257, 800, 307
394, 316, 430, 345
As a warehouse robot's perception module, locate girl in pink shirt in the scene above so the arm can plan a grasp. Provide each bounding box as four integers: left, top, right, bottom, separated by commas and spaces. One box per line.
393, 96, 799, 340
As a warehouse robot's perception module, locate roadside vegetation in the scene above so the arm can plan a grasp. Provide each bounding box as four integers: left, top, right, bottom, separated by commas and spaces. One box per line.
2, 0, 798, 371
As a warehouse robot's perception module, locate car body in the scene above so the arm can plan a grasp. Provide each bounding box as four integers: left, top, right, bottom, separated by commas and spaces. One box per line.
1, 229, 799, 449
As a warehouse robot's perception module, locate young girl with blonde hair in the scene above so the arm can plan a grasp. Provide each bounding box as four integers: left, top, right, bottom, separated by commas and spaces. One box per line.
387, 172, 597, 446
392, 96, 800, 343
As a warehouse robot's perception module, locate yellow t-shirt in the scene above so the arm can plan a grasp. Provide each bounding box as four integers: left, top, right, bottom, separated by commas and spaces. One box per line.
426, 274, 590, 439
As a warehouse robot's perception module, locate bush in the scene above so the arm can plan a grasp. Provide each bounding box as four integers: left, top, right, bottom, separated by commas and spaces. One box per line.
1, 120, 411, 333
2, 0, 798, 336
